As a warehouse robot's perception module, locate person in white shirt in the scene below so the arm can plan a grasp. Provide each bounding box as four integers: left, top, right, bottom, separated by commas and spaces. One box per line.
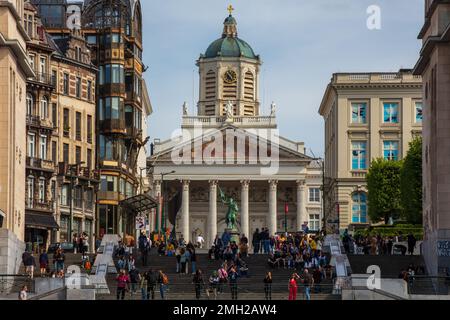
197, 234, 205, 249
19, 286, 27, 300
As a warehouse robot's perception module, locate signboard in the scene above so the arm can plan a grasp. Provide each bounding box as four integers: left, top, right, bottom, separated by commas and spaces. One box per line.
437, 241, 450, 257
135, 215, 146, 230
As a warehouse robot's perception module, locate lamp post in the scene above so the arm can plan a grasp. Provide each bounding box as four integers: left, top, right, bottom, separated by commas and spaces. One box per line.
159, 170, 176, 235
68, 161, 85, 243
284, 202, 289, 235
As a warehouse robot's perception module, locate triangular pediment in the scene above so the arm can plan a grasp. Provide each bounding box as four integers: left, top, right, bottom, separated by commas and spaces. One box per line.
150, 124, 312, 165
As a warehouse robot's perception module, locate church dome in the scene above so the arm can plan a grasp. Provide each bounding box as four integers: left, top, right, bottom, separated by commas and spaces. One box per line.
204, 13, 258, 60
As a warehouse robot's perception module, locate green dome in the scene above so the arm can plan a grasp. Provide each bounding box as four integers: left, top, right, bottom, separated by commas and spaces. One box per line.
205, 37, 257, 59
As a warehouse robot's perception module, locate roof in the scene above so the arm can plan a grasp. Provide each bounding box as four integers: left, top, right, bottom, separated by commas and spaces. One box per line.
120, 193, 158, 214
205, 37, 257, 59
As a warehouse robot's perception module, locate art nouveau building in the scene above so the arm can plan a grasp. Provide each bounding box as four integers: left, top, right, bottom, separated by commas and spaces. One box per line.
150, 11, 322, 247
318, 70, 422, 233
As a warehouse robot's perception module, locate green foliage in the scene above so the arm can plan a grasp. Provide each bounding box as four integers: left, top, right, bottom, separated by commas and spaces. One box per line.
400, 137, 423, 224
354, 225, 423, 240
366, 158, 403, 224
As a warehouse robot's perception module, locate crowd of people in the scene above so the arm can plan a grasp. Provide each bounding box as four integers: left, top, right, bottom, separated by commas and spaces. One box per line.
342, 231, 418, 256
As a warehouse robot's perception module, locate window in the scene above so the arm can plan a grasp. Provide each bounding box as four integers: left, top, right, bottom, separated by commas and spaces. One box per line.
74, 186, 83, 208
309, 214, 320, 231
52, 103, 57, 127
415, 102, 423, 124
351, 102, 367, 124
99, 97, 123, 120
26, 93, 33, 115
383, 141, 399, 161
51, 70, 57, 86
383, 102, 399, 123
87, 115, 92, 143
99, 135, 113, 160
86, 35, 97, 45
60, 184, 69, 206
40, 135, 47, 160
85, 189, 94, 210
309, 188, 320, 202
76, 112, 81, 141
63, 108, 70, 135
351, 141, 367, 170
27, 133, 35, 158
40, 96, 48, 119
135, 108, 142, 130
38, 178, 46, 203
352, 193, 367, 223
63, 143, 69, 164
63, 73, 69, 95
87, 80, 92, 101
101, 175, 118, 192
76, 146, 81, 165
52, 141, 57, 164
39, 56, 46, 79
28, 54, 35, 71
76, 77, 81, 98
100, 64, 124, 84
27, 176, 34, 207
87, 148, 92, 170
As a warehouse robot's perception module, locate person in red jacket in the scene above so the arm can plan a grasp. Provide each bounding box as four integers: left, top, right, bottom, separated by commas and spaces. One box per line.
288, 273, 299, 300
116, 269, 130, 300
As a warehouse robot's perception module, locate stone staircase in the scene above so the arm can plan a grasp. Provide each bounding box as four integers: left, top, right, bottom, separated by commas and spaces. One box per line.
96, 250, 341, 300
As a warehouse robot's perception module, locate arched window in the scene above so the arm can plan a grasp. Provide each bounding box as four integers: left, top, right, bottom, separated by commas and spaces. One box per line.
40, 96, 48, 119
26, 93, 34, 115
352, 192, 367, 223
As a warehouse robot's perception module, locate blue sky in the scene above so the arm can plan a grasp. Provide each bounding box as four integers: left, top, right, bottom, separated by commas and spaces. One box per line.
141, 0, 424, 157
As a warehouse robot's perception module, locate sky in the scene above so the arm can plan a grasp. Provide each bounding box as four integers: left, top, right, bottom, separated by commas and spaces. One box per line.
141, 0, 424, 158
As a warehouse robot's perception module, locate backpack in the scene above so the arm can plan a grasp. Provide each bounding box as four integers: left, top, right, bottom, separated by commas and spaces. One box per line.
162, 273, 169, 285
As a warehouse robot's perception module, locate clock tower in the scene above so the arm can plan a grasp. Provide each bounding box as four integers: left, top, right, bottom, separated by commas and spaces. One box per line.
197, 7, 261, 117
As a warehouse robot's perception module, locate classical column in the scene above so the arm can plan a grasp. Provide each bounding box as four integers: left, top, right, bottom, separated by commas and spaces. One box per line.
208, 180, 218, 247
268, 180, 278, 235
240, 180, 250, 238
181, 180, 190, 243
296, 180, 307, 231
153, 180, 161, 232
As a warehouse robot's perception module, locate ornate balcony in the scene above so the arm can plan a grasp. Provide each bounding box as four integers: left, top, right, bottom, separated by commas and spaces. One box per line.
181, 115, 277, 129
26, 115, 54, 130
26, 157, 55, 173
26, 199, 54, 213
28, 72, 56, 88
57, 162, 100, 183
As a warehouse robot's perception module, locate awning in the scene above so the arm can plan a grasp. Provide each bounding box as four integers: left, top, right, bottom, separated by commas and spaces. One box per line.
119, 193, 158, 215
25, 213, 59, 230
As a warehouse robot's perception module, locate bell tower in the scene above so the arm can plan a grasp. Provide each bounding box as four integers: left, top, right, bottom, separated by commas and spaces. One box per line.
197, 6, 261, 117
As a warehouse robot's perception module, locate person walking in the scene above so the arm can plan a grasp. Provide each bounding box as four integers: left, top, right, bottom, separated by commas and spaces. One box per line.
158, 270, 169, 300
288, 273, 299, 300
129, 266, 139, 297
208, 271, 220, 300
407, 233, 417, 255
180, 248, 188, 276
302, 269, 314, 300
264, 272, 273, 300
145, 269, 157, 300
116, 269, 130, 300
54, 248, 65, 273
218, 264, 228, 294
39, 250, 49, 277
190, 247, 197, 275
138, 232, 150, 266
140, 271, 148, 300
228, 267, 238, 300
192, 269, 205, 300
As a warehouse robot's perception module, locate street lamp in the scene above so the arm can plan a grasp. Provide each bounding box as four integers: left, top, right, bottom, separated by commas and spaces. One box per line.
68, 161, 85, 243
158, 170, 176, 235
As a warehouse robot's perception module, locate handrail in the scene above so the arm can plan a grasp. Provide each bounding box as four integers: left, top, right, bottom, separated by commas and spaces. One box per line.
28, 287, 66, 300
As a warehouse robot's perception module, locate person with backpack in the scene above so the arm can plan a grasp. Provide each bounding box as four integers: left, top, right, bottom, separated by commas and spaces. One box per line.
116, 269, 130, 300
228, 267, 238, 300
192, 269, 205, 300
158, 270, 169, 300
145, 269, 158, 300
138, 232, 149, 266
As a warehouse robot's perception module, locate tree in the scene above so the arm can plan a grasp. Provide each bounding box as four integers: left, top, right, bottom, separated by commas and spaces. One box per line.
400, 137, 423, 224
366, 158, 402, 224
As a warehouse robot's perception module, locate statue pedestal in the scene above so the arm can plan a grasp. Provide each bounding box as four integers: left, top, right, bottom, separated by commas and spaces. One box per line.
226, 228, 240, 244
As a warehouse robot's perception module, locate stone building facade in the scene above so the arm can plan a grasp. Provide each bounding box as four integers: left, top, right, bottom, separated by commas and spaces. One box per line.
0, 0, 35, 274
318, 70, 422, 233
414, 0, 450, 276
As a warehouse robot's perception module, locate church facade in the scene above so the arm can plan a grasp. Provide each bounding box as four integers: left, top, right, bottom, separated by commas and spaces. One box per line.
149, 10, 323, 247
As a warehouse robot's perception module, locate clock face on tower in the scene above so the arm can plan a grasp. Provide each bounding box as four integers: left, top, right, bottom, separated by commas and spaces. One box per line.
223, 70, 238, 84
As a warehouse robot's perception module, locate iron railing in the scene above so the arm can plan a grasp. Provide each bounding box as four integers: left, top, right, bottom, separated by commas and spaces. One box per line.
0, 275, 35, 295
407, 276, 450, 295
